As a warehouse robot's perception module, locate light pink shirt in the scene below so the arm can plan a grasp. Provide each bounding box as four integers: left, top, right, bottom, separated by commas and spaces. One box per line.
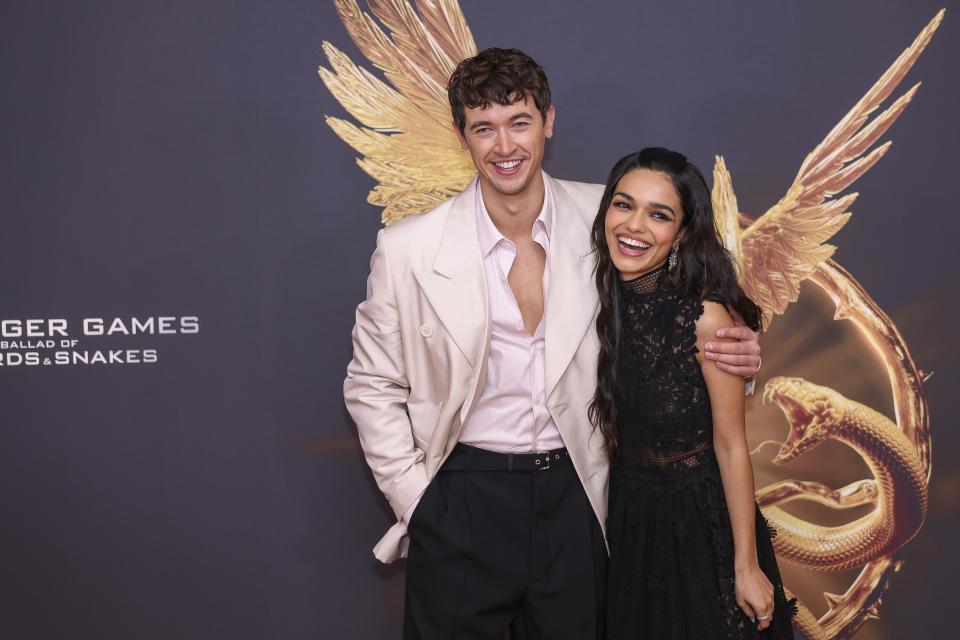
457, 177, 565, 453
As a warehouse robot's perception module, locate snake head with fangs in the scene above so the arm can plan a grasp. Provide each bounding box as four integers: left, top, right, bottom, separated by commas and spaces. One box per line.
764, 376, 843, 465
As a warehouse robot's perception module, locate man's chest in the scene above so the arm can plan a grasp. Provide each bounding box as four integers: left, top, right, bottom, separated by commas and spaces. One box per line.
493, 238, 547, 337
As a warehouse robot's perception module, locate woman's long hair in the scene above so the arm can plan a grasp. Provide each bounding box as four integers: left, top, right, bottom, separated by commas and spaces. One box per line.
588, 147, 762, 458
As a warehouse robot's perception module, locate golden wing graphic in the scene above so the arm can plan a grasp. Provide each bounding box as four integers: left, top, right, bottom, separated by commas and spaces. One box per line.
713, 9, 943, 327
319, 0, 478, 223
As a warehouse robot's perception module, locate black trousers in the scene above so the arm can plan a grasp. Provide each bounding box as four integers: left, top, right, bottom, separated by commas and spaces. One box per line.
403, 444, 608, 639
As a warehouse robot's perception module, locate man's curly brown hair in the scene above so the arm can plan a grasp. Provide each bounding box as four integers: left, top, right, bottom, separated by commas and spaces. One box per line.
447, 48, 552, 134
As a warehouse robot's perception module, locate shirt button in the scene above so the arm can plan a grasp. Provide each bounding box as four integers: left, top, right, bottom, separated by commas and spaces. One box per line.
419, 324, 433, 338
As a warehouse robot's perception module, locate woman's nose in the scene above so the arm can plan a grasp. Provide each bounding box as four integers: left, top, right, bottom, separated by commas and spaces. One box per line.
624, 212, 647, 233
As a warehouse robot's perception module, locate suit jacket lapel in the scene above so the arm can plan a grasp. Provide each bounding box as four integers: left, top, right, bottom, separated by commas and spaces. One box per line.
544, 175, 599, 400
413, 179, 489, 371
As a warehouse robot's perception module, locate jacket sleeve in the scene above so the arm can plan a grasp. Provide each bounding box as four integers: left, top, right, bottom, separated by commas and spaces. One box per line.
343, 228, 429, 521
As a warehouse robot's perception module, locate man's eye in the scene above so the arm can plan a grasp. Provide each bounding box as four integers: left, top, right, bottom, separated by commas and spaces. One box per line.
513, 122, 530, 128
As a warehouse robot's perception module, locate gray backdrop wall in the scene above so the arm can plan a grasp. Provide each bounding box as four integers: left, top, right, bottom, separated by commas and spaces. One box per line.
1, 1, 957, 638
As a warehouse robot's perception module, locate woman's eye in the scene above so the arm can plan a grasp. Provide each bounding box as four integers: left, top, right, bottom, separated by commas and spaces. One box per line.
651, 211, 670, 221
613, 201, 630, 210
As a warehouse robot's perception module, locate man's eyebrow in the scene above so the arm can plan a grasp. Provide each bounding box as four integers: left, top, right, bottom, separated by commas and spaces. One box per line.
469, 113, 534, 130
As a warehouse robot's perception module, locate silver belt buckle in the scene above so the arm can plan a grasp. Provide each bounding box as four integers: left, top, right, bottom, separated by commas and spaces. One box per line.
535, 450, 550, 471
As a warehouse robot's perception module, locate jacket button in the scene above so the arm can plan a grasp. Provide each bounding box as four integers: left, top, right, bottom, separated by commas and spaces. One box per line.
419, 324, 433, 338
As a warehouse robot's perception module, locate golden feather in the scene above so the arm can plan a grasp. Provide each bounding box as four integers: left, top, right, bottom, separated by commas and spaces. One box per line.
319, 0, 478, 223
712, 156, 742, 262
714, 10, 943, 326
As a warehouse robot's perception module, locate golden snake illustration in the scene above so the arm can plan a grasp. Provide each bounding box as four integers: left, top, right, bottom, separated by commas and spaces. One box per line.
754, 260, 931, 639
759, 375, 927, 572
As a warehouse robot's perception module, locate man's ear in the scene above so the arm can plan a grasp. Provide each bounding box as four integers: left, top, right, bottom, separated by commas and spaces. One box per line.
544, 105, 556, 139
451, 122, 467, 150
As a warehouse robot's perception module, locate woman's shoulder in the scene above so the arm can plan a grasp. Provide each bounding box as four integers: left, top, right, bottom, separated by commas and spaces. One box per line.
694, 299, 736, 342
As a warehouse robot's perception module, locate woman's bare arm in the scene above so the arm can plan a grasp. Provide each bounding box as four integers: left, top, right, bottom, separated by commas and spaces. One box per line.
696, 301, 774, 630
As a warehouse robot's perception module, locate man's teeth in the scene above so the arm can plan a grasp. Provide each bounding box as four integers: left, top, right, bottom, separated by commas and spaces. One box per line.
494, 160, 521, 169
619, 236, 650, 249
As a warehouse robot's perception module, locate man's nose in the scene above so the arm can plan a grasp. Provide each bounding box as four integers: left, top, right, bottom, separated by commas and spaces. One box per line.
494, 128, 515, 156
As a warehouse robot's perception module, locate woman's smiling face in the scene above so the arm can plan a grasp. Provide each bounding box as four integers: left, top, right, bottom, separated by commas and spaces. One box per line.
604, 168, 685, 280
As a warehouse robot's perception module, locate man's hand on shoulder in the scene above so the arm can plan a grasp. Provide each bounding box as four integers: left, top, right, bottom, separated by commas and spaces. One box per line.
701, 305, 761, 379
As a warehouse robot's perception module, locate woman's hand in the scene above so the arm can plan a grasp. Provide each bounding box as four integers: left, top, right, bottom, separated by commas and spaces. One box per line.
735, 564, 775, 631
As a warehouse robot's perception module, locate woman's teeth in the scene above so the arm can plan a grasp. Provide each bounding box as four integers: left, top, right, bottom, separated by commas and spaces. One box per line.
618, 236, 650, 250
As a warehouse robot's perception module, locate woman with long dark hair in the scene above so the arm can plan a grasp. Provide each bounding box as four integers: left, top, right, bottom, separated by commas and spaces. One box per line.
590, 148, 795, 638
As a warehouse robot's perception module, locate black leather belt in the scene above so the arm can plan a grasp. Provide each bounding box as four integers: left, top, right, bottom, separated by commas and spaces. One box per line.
443, 443, 570, 472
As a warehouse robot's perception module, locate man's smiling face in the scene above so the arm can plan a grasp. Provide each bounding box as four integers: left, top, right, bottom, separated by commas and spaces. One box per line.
456, 94, 555, 198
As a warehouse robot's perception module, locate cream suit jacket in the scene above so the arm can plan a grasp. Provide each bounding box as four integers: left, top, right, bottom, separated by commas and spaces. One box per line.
344, 173, 607, 563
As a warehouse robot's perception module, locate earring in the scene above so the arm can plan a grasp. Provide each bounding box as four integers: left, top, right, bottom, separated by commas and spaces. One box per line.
668, 239, 680, 271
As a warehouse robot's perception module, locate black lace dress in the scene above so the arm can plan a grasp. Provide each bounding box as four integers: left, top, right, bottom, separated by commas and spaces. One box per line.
605, 264, 795, 639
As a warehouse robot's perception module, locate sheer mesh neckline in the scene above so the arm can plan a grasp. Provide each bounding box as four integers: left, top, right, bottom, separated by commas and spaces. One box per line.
620, 262, 669, 297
